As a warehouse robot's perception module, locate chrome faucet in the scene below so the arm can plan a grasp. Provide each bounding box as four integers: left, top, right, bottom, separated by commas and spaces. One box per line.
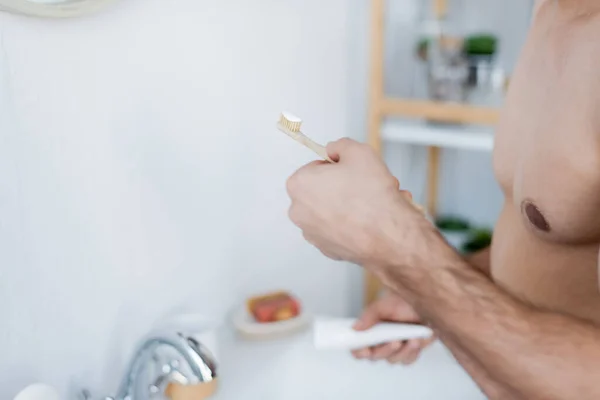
79, 331, 218, 400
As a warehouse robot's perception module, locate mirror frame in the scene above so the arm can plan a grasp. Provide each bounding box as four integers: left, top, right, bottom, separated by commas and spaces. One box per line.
0, 0, 119, 18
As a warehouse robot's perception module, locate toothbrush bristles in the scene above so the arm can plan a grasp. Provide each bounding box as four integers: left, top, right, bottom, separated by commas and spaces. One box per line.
280, 113, 303, 133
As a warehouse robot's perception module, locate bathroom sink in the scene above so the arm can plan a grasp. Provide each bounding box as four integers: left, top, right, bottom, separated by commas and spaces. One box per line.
214, 330, 485, 400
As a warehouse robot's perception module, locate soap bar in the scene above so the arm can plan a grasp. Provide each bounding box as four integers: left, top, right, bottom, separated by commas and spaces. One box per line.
247, 291, 301, 323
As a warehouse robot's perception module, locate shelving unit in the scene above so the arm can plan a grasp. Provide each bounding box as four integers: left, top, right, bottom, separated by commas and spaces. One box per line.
364, 0, 501, 305
382, 120, 495, 152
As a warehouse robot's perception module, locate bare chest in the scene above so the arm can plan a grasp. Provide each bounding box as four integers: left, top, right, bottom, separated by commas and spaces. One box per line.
491, 13, 600, 321
494, 17, 600, 244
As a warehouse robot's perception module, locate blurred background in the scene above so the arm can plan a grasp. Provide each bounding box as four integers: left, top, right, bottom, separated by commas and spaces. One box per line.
0, 0, 532, 398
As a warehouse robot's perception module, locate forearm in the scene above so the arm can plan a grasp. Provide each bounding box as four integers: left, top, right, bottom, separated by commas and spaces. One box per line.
387, 251, 511, 398
465, 247, 491, 276
438, 331, 520, 399
378, 229, 600, 399
381, 266, 516, 399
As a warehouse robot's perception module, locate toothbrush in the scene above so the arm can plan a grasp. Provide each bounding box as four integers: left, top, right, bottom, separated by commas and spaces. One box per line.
314, 318, 434, 351
277, 111, 427, 214
277, 112, 334, 163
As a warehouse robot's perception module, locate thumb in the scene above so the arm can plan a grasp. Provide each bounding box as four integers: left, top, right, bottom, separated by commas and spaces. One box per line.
353, 300, 388, 331
353, 310, 379, 331
326, 138, 357, 163
401, 190, 412, 200
354, 296, 421, 331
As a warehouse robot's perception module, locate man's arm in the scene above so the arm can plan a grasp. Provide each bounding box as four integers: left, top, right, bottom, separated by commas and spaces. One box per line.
379, 226, 600, 400
465, 247, 491, 276
285, 139, 600, 399
397, 247, 510, 396
534, 0, 545, 15
533, 0, 550, 17
434, 329, 520, 399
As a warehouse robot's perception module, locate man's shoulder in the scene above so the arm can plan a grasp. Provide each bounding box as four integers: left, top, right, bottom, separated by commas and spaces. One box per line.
533, 0, 550, 19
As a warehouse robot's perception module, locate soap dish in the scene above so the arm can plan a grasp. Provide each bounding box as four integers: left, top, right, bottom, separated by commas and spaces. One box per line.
14, 384, 60, 400
232, 307, 312, 340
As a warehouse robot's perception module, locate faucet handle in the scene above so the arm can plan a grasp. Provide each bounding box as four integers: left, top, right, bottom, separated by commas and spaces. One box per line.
77, 389, 93, 400
75, 386, 115, 400
76, 390, 115, 400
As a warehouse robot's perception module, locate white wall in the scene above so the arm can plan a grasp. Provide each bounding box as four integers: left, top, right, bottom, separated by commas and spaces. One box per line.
0, 0, 530, 397
0, 0, 353, 397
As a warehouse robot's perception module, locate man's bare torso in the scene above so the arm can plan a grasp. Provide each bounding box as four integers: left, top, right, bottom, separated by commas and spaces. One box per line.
492, 1, 600, 322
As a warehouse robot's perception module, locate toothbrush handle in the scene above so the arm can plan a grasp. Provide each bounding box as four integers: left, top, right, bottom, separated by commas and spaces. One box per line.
297, 133, 334, 163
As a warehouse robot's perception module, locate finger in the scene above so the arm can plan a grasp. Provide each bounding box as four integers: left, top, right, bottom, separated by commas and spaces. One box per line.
355, 298, 421, 331
326, 138, 358, 163
370, 341, 404, 361
288, 205, 302, 227
291, 160, 329, 180
286, 160, 329, 196
402, 346, 423, 365
302, 232, 314, 244
421, 335, 437, 349
400, 347, 422, 365
316, 244, 342, 261
319, 249, 342, 261
400, 339, 424, 365
301, 159, 330, 169
387, 339, 422, 365
353, 307, 382, 331
388, 300, 422, 323
352, 348, 372, 360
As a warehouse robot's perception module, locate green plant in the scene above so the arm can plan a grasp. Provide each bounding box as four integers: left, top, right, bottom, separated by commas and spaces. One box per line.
416, 37, 429, 61
435, 216, 471, 231
464, 34, 498, 57
461, 228, 493, 253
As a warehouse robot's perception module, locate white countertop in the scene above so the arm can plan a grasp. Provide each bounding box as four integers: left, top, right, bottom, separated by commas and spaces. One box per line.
213, 329, 486, 400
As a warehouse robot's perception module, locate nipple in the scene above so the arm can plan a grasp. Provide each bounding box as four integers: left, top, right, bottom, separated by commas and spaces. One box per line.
522, 201, 551, 232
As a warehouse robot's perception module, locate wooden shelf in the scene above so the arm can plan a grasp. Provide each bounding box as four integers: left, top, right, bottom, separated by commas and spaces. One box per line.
382, 119, 495, 152
381, 98, 501, 126
364, 0, 501, 306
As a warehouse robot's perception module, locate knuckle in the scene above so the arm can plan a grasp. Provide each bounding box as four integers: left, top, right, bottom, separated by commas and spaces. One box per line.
358, 141, 371, 150
336, 137, 358, 152
302, 232, 314, 244
356, 141, 373, 155
288, 206, 300, 225
388, 357, 403, 365
399, 355, 412, 365
385, 177, 397, 190
353, 350, 365, 359
286, 174, 300, 195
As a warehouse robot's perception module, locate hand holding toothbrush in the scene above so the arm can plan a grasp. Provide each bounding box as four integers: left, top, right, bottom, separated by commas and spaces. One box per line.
278, 112, 424, 214
352, 294, 436, 365
286, 138, 426, 268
